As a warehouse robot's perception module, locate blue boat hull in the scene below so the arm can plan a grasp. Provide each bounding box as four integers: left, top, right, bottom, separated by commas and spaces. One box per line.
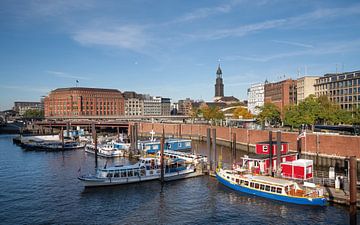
216, 173, 327, 206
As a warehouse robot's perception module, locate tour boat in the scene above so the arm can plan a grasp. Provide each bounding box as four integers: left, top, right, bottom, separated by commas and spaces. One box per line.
85, 142, 126, 158
78, 157, 195, 187
21, 139, 85, 151
157, 150, 207, 165
216, 168, 326, 206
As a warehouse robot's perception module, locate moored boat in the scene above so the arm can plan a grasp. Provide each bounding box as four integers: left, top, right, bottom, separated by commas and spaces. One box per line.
85, 142, 126, 158
157, 150, 207, 165
216, 168, 326, 206
78, 157, 195, 187
138, 138, 192, 154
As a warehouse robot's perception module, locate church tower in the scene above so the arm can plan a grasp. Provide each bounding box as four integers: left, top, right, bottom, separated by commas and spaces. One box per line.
214, 64, 224, 99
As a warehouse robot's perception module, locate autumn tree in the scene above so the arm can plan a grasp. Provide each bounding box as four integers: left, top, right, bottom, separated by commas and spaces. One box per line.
233, 107, 253, 119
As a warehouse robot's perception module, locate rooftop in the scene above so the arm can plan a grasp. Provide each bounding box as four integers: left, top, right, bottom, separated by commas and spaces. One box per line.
51, 87, 121, 93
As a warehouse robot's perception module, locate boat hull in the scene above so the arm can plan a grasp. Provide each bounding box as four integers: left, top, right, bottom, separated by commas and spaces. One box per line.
79, 168, 195, 187
216, 173, 326, 206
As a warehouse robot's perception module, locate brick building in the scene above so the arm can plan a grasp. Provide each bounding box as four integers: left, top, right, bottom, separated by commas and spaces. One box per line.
264, 79, 297, 117
44, 87, 124, 118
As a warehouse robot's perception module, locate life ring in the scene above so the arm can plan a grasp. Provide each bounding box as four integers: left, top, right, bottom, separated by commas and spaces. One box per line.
167, 144, 171, 149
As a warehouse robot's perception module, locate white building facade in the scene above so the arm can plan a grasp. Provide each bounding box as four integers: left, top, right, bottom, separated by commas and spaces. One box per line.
247, 83, 264, 115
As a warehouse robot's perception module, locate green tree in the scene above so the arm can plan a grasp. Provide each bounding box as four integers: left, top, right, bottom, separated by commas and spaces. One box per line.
284, 105, 301, 130
23, 109, 44, 118
256, 103, 281, 127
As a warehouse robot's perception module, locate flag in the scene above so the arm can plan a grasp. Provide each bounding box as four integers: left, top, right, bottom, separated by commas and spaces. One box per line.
76, 80, 79, 83
297, 131, 306, 140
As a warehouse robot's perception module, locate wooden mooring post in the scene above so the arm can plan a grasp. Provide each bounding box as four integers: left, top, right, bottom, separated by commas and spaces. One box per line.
91, 123, 98, 168
232, 133, 236, 165
269, 131, 273, 177
160, 129, 165, 184
207, 128, 211, 171
349, 156, 357, 225
276, 131, 281, 177
212, 128, 217, 170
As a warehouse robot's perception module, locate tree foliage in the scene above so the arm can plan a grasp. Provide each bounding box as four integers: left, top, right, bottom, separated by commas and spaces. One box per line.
23, 109, 44, 118
200, 105, 224, 123
233, 107, 253, 119
284, 95, 354, 128
256, 103, 281, 126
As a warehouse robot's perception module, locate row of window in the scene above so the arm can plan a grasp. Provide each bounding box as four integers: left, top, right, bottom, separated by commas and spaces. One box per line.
228, 176, 283, 194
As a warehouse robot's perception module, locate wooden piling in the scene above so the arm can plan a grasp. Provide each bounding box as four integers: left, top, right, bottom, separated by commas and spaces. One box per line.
207, 128, 211, 171
160, 129, 165, 184
212, 128, 217, 170
276, 131, 281, 177
297, 130, 302, 159
349, 156, 357, 225
232, 132, 236, 165
91, 123, 98, 168
60, 126, 64, 149
269, 131, 273, 176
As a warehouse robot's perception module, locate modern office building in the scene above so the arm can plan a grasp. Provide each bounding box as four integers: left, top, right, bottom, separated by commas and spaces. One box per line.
314, 70, 360, 111
13, 101, 44, 116
247, 83, 264, 115
160, 97, 171, 116
143, 96, 162, 116
44, 87, 124, 118
264, 79, 297, 117
297, 76, 319, 103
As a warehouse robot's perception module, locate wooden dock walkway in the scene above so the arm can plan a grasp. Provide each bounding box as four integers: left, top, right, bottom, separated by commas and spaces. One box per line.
323, 186, 360, 208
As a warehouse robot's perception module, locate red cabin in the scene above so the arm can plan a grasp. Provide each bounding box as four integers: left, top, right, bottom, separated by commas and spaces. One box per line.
255, 141, 288, 155
281, 159, 313, 180
236, 153, 298, 175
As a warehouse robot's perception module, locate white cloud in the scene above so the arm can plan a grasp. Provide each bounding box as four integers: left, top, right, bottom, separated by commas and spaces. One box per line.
186, 4, 360, 41
46, 70, 92, 80
72, 25, 149, 52
271, 40, 314, 48
224, 39, 360, 62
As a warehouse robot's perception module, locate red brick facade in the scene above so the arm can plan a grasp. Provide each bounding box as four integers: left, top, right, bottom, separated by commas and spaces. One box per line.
136, 122, 360, 158
44, 87, 124, 118
264, 79, 297, 118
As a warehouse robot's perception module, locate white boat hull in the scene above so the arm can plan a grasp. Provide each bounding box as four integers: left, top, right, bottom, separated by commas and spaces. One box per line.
79, 168, 195, 187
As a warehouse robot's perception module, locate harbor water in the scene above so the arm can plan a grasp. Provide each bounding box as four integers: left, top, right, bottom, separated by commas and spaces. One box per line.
0, 135, 357, 225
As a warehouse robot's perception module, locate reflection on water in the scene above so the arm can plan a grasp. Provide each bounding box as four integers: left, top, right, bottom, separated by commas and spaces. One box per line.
0, 135, 356, 225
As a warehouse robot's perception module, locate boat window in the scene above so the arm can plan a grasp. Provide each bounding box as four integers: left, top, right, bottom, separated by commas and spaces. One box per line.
271, 187, 276, 193
265, 185, 270, 191
106, 173, 113, 178
227, 176, 230, 179
236, 179, 239, 183
128, 170, 133, 177
244, 181, 249, 186
140, 169, 146, 176
277, 188, 282, 194
121, 171, 126, 177
134, 170, 139, 176
114, 173, 119, 177
250, 182, 254, 188
255, 183, 259, 189
260, 184, 265, 190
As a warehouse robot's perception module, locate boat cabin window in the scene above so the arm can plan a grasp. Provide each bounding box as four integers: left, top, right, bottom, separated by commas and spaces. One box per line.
271, 187, 276, 193
236, 179, 239, 183
255, 183, 259, 189
244, 181, 249, 186
114, 172, 119, 177
106, 173, 113, 178
250, 182, 254, 188
260, 184, 265, 190
128, 170, 133, 177
121, 171, 126, 177
277, 188, 282, 194
265, 185, 270, 191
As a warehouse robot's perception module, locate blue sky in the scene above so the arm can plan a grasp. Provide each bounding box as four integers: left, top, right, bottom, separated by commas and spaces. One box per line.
1, 0, 360, 110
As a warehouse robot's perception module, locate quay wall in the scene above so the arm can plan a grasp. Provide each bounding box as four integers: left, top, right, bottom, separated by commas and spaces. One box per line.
135, 122, 360, 159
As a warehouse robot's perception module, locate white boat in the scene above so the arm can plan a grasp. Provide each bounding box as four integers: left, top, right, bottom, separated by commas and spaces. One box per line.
216, 168, 326, 206
85, 142, 126, 158
157, 150, 207, 165
78, 157, 195, 187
